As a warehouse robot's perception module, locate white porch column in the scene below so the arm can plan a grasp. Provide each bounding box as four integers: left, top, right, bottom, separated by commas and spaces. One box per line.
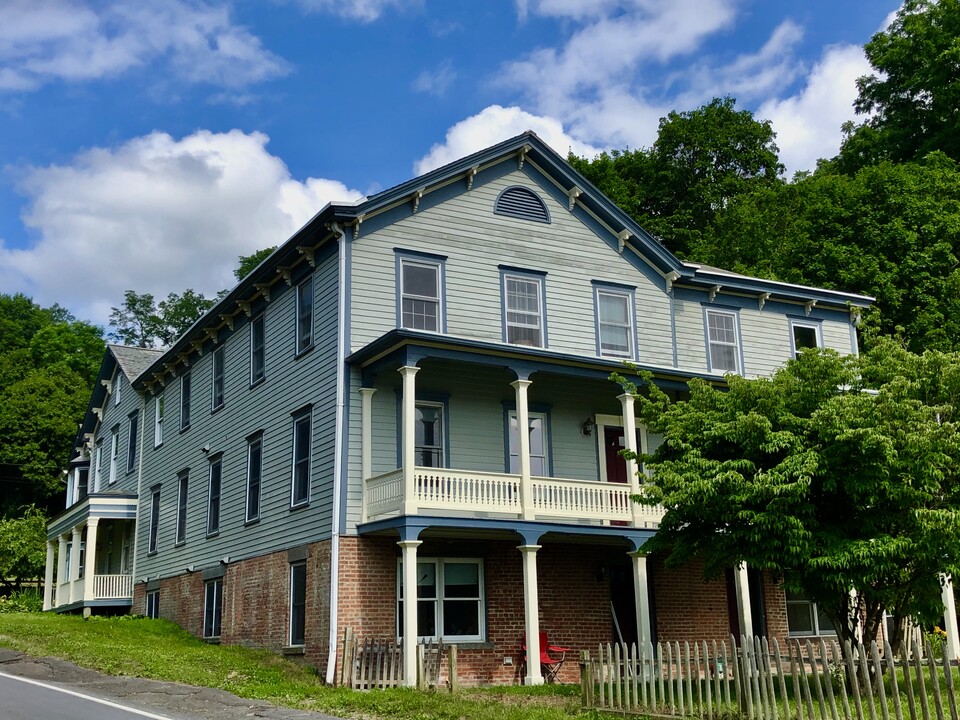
359, 387, 376, 524
68, 525, 83, 604
399, 366, 420, 517
733, 563, 754, 641
630, 551, 652, 649
511, 379, 534, 521
942, 574, 960, 661
617, 392, 642, 526
399, 539, 422, 687
519, 544, 543, 685
56, 533, 68, 607
82, 518, 99, 608
42, 541, 55, 611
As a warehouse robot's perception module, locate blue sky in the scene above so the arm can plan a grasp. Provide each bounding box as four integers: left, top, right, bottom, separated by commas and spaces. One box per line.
0, 0, 900, 327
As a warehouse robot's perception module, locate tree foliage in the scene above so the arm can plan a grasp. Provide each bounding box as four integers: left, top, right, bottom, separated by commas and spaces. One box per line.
624, 342, 960, 651
235, 246, 277, 281
838, 0, 960, 171
571, 97, 783, 257
0, 507, 47, 587
109, 289, 213, 348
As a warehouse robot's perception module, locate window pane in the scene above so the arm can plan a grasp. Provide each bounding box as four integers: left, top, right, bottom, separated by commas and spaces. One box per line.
403, 263, 438, 299
290, 563, 306, 645
507, 324, 541, 346
297, 278, 313, 352
794, 325, 818, 351
599, 293, 629, 323
528, 417, 544, 456
600, 324, 630, 354
710, 344, 738, 372
417, 600, 437, 637
417, 562, 436, 599
402, 297, 438, 331
443, 563, 479, 598
816, 605, 836, 634
507, 278, 539, 313
443, 600, 479, 637
787, 601, 814, 634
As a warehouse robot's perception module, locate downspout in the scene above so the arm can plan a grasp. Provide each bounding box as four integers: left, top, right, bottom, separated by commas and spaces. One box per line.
325, 222, 348, 684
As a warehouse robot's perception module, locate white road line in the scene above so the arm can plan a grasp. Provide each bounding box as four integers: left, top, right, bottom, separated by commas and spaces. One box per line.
0, 671, 178, 720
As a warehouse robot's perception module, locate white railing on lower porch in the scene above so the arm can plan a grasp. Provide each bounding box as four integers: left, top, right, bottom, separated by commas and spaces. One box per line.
364, 467, 666, 528
94, 574, 133, 600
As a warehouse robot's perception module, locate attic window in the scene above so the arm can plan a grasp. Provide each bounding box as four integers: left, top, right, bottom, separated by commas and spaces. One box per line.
494, 186, 550, 224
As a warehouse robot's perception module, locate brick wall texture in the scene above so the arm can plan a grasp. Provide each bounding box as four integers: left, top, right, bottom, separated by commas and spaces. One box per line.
133, 535, 790, 686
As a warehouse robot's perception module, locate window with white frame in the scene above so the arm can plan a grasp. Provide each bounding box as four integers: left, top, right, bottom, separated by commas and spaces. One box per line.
148, 486, 160, 554
790, 320, 822, 359
705, 309, 741, 373
415, 403, 445, 467
127, 411, 139, 472
289, 562, 306, 646
175, 471, 188, 545
180, 371, 191, 431
786, 592, 836, 636
154, 392, 164, 447
296, 276, 314, 354
211, 346, 225, 411
503, 272, 545, 347
250, 314, 265, 384
114, 373, 122, 406
109, 426, 119, 485
400, 257, 442, 332
93, 440, 103, 492
397, 558, 484, 643
203, 578, 223, 639
596, 287, 634, 358
207, 456, 222, 535
146, 590, 160, 619
246, 434, 263, 522
508, 411, 549, 476
291, 411, 311, 507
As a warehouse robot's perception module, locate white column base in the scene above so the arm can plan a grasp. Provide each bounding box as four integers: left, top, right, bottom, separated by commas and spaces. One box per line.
519, 544, 543, 685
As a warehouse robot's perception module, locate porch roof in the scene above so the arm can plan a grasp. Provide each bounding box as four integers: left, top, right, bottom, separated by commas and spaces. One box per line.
358, 514, 653, 553
47, 492, 137, 539
347, 328, 725, 391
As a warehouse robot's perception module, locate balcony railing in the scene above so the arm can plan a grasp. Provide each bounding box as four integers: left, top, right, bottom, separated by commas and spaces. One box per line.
94, 573, 133, 600
364, 467, 665, 528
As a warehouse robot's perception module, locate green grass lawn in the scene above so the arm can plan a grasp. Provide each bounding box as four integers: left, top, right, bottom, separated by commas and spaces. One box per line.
0, 613, 599, 720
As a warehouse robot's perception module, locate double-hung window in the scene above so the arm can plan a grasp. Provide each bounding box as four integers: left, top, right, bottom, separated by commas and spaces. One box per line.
594, 284, 635, 358
148, 486, 160, 554
175, 472, 188, 545
502, 269, 546, 348
250, 314, 265, 385
114, 374, 122, 406
296, 277, 314, 354
790, 319, 822, 359
206, 456, 222, 535
397, 558, 484, 643
109, 427, 119, 485
291, 411, 311, 507
180, 372, 191, 431
154, 392, 164, 447
705, 308, 741, 374
203, 578, 223, 639
211, 347, 225, 411
398, 254, 444, 332
246, 434, 263, 522
93, 441, 102, 492
289, 562, 306, 646
508, 410, 549, 476
127, 411, 139, 472
786, 592, 836, 636
415, 403, 445, 467
146, 590, 160, 619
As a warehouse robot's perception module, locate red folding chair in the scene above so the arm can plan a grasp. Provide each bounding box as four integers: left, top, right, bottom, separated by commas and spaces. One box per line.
520, 632, 570, 683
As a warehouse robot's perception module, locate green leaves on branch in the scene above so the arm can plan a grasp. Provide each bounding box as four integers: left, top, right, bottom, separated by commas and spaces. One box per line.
109, 289, 214, 348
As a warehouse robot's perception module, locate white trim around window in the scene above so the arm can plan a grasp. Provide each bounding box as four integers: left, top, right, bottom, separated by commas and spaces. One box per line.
789, 318, 823, 359
154, 392, 164, 448
500, 267, 547, 348
296, 276, 314, 355
397, 557, 484, 643
593, 282, 636, 359
396, 251, 446, 333
250, 313, 266, 385
703, 307, 743, 374
786, 592, 836, 637
290, 410, 311, 508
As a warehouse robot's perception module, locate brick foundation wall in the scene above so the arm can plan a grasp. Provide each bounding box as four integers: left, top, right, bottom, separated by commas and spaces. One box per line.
651, 555, 732, 645
132, 541, 332, 674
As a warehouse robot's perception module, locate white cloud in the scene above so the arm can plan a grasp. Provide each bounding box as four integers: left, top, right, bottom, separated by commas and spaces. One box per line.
290, 0, 419, 22
0, 0, 288, 92
412, 60, 456, 97
414, 105, 602, 175
758, 44, 871, 175
0, 130, 363, 325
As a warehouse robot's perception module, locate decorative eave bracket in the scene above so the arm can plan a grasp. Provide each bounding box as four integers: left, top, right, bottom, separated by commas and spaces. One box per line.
616, 229, 632, 254
708, 285, 722, 303
412, 189, 425, 214
758, 292, 771, 311
352, 214, 365, 240
518, 145, 531, 170
466, 166, 478, 191
297, 246, 315, 267
567, 186, 582, 211
665, 271, 680, 294
850, 307, 862, 327
804, 299, 817, 316
254, 283, 271, 302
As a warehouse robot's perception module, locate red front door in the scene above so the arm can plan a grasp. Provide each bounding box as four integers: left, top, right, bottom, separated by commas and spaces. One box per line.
604, 427, 628, 484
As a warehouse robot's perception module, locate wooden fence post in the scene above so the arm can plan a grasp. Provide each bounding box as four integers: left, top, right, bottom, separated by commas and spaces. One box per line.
580, 649, 591, 708
448, 644, 459, 693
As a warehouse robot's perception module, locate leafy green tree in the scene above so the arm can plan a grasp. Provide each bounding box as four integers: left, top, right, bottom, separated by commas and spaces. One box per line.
0, 506, 47, 589
699, 155, 960, 352
572, 97, 783, 257
235, 246, 277, 281
623, 342, 960, 653
156, 290, 214, 345
109, 289, 213, 347
28, 321, 105, 386
838, 0, 960, 171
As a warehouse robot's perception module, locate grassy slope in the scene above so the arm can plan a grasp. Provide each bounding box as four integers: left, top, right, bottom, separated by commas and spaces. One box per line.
0, 614, 590, 720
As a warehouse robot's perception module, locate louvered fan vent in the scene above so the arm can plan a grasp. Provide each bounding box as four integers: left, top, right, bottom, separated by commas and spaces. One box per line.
494, 186, 550, 224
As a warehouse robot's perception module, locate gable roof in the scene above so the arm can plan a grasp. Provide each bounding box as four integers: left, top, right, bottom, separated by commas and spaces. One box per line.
130, 131, 875, 392
110, 344, 164, 380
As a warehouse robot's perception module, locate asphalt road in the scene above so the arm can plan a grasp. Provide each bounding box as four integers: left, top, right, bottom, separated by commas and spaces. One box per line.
0, 649, 343, 720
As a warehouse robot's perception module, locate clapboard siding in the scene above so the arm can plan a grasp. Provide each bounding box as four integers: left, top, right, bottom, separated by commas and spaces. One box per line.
822, 317, 856, 355
87, 367, 144, 495
349, 168, 674, 366
137, 249, 339, 579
